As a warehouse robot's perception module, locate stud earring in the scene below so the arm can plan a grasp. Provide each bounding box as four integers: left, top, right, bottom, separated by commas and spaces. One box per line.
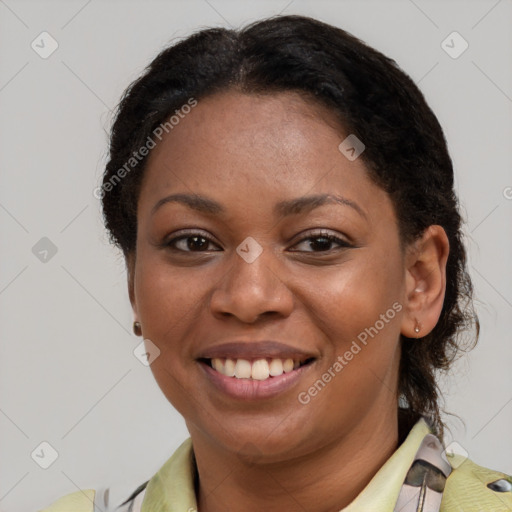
133, 321, 142, 336
414, 319, 421, 336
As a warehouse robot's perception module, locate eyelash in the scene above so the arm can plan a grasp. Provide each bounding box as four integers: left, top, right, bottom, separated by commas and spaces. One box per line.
164, 229, 353, 254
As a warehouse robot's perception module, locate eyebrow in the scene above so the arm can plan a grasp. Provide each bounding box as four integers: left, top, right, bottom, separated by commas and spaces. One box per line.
151, 192, 367, 220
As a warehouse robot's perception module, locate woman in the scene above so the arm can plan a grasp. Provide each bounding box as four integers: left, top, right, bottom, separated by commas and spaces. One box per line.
41, 14, 511, 512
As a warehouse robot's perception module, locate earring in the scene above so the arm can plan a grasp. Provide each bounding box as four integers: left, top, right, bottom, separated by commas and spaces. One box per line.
133, 321, 142, 336
414, 319, 421, 336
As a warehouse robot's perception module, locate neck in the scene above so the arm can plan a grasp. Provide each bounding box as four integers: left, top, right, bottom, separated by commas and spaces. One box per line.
192, 407, 401, 512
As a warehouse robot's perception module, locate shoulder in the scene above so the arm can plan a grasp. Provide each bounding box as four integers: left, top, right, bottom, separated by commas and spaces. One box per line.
39, 482, 148, 512
442, 454, 512, 511
38, 489, 96, 512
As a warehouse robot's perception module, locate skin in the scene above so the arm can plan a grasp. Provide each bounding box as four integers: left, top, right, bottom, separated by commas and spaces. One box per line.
128, 90, 449, 512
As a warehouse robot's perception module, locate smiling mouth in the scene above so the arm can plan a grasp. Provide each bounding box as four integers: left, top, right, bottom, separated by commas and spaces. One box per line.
200, 357, 316, 381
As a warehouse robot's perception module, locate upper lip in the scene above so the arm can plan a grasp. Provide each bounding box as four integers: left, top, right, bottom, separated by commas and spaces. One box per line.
197, 340, 317, 361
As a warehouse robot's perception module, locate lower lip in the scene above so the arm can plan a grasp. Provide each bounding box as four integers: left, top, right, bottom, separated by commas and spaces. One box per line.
199, 361, 314, 400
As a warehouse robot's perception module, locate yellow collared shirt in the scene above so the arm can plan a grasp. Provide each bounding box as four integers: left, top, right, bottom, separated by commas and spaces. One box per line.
40, 417, 512, 511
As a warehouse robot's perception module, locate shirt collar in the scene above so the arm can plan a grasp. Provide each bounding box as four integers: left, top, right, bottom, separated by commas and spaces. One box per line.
141, 417, 432, 512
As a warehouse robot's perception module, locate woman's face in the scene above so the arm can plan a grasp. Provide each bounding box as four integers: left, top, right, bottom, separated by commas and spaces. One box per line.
130, 90, 410, 460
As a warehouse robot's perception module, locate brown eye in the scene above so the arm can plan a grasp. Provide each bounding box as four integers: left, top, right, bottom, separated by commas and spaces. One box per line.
290, 231, 352, 253
165, 232, 222, 252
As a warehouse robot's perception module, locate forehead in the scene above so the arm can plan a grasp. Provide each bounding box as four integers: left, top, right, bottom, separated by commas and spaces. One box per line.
138, 90, 393, 224
145, 90, 347, 178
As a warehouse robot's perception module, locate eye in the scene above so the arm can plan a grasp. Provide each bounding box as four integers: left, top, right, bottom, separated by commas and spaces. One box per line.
290, 230, 353, 253
163, 229, 352, 253
165, 231, 222, 252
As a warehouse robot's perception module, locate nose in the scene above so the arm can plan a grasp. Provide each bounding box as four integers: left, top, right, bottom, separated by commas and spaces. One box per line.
209, 243, 294, 324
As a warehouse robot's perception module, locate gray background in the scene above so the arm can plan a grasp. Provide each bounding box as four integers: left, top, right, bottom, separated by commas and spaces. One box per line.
1, 0, 511, 510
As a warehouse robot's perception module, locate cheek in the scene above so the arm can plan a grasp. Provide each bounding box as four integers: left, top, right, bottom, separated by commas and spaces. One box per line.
134, 256, 204, 416
297, 250, 404, 401
133, 254, 205, 370
135, 252, 199, 324
300, 249, 404, 342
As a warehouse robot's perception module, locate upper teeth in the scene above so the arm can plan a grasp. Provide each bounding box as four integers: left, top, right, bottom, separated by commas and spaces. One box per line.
211, 358, 301, 380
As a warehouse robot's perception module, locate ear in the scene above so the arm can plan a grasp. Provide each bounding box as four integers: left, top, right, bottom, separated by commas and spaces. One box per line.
126, 252, 138, 318
400, 225, 450, 338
